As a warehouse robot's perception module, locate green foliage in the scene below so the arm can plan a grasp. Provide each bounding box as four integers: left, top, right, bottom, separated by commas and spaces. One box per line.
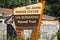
0, 0, 5, 8
7, 32, 58, 40
57, 29, 60, 40
0, 0, 37, 8
1, 12, 6, 19
8, 35, 24, 40
0, 0, 60, 17
26, 37, 30, 40
50, 34, 56, 40
45, 0, 60, 17
8, 36, 12, 40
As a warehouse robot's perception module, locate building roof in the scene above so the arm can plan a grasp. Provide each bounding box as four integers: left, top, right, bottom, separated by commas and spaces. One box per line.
0, 8, 56, 22
0, 8, 12, 16
42, 14, 56, 20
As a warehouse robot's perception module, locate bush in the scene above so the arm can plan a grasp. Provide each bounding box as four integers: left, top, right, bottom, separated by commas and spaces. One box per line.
57, 29, 60, 40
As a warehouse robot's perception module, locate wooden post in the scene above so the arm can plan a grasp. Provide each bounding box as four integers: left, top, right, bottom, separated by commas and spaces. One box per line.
31, 1, 45, 40
16, 26, 24, 40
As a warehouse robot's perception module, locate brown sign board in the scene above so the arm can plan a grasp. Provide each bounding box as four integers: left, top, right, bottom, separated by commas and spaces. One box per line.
14, 14, 40, 30
14, 14, 40, 26
13, 3, 42, 30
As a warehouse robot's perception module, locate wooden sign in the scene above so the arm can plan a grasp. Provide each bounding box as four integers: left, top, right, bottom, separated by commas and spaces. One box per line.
14, 15, 40, 27
13, 1, 45, 40
13, 2, 42, 30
